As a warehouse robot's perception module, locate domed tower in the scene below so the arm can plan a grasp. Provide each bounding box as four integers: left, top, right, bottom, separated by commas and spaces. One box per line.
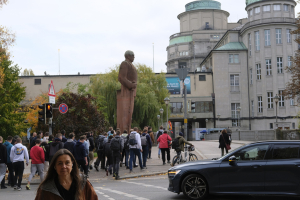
166, 0, 236, 72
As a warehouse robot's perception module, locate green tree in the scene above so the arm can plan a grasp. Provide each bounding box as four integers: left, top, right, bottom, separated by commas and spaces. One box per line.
21, 68, 35, 76
90, 64, 170, 130
0, 50, 26, 138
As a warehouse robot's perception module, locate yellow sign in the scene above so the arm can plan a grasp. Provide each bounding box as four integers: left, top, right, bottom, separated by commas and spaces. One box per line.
184, 119, 188, 123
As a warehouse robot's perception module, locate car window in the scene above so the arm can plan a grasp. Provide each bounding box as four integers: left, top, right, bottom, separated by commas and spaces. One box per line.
272, 144, 299, 160
233, 145, 269, 161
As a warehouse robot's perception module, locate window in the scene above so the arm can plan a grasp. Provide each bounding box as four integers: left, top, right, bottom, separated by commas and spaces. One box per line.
34, 79, 41, 85
292, 6, 295, 13
279, 90, 285, 107
254, 7, 260, 14
266, 59, 272, 75
290, 98, 294, 106
287, 29, 291, 43
199, 75, 206, 81
256, 64, 261, 80
250, 69, 253, 84
264, 30, 271, 46
270, 123, 273, 129
274, 4, 281, 11
268, 92, 273, 108
255, 31, 260, 51
277, 57, 283, 73
284, 4, 289, 11
170, 102, 183, 113
272, 145, 299, 159
233, 145, 269, 161
251, 100, 254, 117
258, 96, 263, 113
292, 123, 296, 129
231, 103, 240, 127
229, 54, 239, 63
194, 102, 213, 113
263, 5, 270, 12
248, 33, 252, 56
250, 9, 253, 16
230, 75, 239, 92
288, 56, 292, 68
276, 29, 282, 44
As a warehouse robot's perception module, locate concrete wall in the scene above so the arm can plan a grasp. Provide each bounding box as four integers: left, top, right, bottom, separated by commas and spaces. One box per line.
205, 130, 276, 141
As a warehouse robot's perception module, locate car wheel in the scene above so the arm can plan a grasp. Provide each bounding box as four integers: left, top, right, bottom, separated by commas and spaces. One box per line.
172, 155, 179, 166
182, 174, 208, 200
189, 154, 198, 161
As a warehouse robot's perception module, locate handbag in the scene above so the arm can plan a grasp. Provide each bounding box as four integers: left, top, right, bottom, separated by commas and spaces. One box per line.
222, 134, 231, 150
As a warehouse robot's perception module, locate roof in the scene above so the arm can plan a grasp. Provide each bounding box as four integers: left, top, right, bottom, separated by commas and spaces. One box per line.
185, 0, 221, 11
246, 0, 261, 6
169, 35, 193, 46
216, 42, 248, 51
231, 24, 245, 31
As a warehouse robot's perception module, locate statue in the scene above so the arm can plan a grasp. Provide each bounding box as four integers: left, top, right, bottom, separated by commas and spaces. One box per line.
117, 50, 137, 133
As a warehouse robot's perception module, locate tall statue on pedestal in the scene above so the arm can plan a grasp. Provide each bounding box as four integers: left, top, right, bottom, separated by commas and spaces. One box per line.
117, 50, 137, 133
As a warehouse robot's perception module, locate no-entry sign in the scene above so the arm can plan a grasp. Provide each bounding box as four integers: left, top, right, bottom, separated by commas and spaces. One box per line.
59, 103, 68, 114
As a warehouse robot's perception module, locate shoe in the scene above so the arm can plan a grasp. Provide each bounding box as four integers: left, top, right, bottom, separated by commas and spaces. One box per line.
158, 155, 160, 158
133, 164, 138, 168
26, 184, 30, 190
140, 167, 145, 170
14, 185, 17, 190
113, 173, 116, 177
95, 165, 99, 172
120, 163, 122, 167
163, 162, 166, 165
17, 187, 22, 191
115, 175, 120, 180
148, 157, 152, 159
1, 186, 7, 189
126, 166, 129, 169
167, 161, 171, 164
109, 170, 112, 175
129, 170, 133, 173
89, 165, 93, 170
106, 170, 108, 176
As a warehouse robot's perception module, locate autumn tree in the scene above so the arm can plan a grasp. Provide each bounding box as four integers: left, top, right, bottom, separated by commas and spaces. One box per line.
21, 68, 35, 76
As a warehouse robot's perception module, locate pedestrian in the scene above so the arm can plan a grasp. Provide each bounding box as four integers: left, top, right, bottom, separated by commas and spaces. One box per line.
121, 130, 129, 168
219, 129, 230, 156
107, 127, 113, 138
171, 132, 194, 166
94, 133, 107, 171
29, 132, 37, 149
87, 132, 95, 170
0, 136, 7, 189
128, 127, 144, 172
104, 136, 113, 176
49, 133, 64, 164
141, 129, 152, 169
64, 133, 76, 154
83, 134, 90, 172
42, 132, 49, 143
3, 136, 14, 187
157, 130, 172, 165
10, 138, 29, 191
148, 130, 154, 159
34, 149, 98, 200
156, 126, 164, 159
61, 130, 67, 143
26, 139, 45, 190
40, 135, 52, 176
73, 135, 88, 176
31, 131, 43, 150
110, 131, 124, 179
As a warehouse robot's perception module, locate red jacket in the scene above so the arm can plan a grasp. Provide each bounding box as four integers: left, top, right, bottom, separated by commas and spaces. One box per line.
30, 146, 45, 164
157, 133, 172, 149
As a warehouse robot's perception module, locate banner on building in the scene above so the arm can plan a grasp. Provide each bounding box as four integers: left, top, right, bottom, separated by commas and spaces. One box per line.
166, 76, 191, 95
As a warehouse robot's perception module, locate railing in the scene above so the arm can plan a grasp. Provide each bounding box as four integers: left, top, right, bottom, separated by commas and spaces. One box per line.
169, 31, 192, 40
240, 17, 297, 33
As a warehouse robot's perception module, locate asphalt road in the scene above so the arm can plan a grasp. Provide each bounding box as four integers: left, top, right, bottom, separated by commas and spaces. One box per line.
1, 175, 299, 200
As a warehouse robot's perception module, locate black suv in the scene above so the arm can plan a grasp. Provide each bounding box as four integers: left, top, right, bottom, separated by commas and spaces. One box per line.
168, 141, 300, 200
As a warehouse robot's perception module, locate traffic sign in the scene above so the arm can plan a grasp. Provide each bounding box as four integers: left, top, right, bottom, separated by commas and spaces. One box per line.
48, 80, 56, 97
49, 96, 55, 104
59, 103, 68, 114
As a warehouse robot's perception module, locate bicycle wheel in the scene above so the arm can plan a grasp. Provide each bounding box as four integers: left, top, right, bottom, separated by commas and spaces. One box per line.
172, 155, 179, 166
189, 154, 198, 161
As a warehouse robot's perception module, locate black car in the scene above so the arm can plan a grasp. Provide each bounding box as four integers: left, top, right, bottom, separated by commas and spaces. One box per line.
168, 141, 300, 199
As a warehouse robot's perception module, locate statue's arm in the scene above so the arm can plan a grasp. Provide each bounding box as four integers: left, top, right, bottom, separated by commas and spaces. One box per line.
118, 62, 135, 90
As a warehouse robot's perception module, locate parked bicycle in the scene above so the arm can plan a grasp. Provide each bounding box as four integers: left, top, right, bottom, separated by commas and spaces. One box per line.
172, 145, 198, 166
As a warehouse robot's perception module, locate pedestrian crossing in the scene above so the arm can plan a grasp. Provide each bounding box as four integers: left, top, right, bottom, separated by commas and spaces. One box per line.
95, 187, 150, 200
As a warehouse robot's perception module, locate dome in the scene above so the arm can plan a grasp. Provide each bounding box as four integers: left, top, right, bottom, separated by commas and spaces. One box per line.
185, 0, 221, 12
245, 0, 262, 6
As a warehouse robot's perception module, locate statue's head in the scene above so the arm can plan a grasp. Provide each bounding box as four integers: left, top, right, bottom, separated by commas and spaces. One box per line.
125, 50, 135, 62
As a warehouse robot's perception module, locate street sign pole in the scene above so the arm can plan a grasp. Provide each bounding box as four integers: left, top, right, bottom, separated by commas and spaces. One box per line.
49, 118, 52, 136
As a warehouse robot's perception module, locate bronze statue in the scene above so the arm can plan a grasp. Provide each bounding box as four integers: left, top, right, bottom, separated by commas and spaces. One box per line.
117, 50, 137, 133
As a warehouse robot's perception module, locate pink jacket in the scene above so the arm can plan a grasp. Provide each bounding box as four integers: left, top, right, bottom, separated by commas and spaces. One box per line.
157, 133, 172, 149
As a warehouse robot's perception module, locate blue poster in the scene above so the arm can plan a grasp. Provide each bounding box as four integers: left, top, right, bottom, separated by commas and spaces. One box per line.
166, 77, 191, 95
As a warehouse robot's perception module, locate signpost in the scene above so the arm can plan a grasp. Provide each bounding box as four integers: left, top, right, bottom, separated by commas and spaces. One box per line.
48, 80, 56, 104
59, 103, 68, 114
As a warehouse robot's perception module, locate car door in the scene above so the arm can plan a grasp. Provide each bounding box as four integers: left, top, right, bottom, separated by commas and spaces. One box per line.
219, 144, 270, 193
264, 144, 300, 193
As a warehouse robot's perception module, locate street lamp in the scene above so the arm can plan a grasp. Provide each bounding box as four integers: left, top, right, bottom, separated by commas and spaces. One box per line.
237, 107, 241, 127
274, 94, 280, 129
160, 108, 164, 126
157, 115, 160, 130
164, 97, 170, 129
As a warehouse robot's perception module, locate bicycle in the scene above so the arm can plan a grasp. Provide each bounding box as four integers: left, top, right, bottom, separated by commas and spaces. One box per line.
172, 145, 198, 166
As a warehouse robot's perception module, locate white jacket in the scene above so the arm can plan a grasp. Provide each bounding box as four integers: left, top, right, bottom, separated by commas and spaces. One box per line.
10, 143, 29, 164
129, 131, 142, 150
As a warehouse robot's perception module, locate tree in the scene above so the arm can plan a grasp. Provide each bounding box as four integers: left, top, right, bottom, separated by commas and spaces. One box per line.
21, 68, 35, 76
89, 64, 170, 130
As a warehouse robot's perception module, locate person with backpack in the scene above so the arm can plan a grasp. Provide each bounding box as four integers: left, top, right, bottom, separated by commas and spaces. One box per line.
40, 135, 53, 176
128, 127, 144, 172
73, 135, 88, 176
121, 130, 129, 168
64, 133, 76, 154
157, 130, 172, 165
141, 129, 152, 169
49, 133, 64, 164
110, 131, 124, 179
148, 130, 154, 159
87, 132, 95, 170
94, 133, 107, 171
171, 132, 193, 166
156, 126, 164, 159
104, 136, 113, 176
61, 130, 67, 143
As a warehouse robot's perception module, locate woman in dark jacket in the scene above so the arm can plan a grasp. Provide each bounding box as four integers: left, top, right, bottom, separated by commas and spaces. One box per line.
219, 129, 230, 156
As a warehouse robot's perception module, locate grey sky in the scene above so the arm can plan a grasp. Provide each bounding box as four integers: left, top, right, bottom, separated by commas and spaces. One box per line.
0, 0, 299, 75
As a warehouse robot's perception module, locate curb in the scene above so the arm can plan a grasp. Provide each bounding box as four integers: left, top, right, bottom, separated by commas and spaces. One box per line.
118, 171, 167, 180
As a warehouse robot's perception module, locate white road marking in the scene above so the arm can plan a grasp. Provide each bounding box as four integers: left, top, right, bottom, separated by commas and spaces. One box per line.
95, 187, 150, 200
121, 180, 167, 191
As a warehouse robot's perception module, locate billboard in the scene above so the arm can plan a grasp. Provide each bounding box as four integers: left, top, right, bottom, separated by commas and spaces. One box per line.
166, 76, 191, 95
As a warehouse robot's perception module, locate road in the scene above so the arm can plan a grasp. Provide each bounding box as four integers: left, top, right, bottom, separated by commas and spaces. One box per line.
1, 175, 299, 200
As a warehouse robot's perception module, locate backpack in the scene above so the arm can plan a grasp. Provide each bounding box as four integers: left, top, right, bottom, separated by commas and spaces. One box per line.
156, 131, 163, 140
172, 138, 181, 152
141, 135, 147, 146
122, 135, 129, 150
97, 136, 105, 151
110, 137, 121, 152
105, 142, 112, 156
128, 132, 137, 145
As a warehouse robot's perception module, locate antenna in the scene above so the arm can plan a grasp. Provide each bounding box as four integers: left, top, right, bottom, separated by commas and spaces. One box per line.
153, 43, 154, 72
58, 49, 60, 75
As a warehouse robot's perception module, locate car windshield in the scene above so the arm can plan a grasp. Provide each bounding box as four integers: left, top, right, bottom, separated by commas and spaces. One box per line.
216, 144, 246, 160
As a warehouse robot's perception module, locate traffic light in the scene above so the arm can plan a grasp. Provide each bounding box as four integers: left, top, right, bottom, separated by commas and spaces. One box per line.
46, 103, 53, 118
38, 104, 46, 124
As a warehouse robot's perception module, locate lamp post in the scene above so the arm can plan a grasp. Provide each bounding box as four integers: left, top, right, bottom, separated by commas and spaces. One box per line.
237, 107, 241, 127
217, 114, 221, 128
160, 108, 164, 126
157, 115, 160, 130
274, 94, 280, 129
164, 97, 170, 129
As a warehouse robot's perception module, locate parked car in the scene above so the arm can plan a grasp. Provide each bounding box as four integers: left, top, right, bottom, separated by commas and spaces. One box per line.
168, 140, 300, 200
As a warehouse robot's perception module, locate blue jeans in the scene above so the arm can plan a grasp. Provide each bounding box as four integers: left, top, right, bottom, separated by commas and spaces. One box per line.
125, 149, 129, 167
158, 142, 161, 155
142, 146, 149, 167
129, 148, 143, 170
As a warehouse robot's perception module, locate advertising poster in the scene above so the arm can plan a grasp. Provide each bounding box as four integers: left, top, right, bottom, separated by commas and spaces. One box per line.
166, 76, 191, 95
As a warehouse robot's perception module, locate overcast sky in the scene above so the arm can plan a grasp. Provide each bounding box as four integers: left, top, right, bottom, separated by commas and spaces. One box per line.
0, 0, 299, 76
